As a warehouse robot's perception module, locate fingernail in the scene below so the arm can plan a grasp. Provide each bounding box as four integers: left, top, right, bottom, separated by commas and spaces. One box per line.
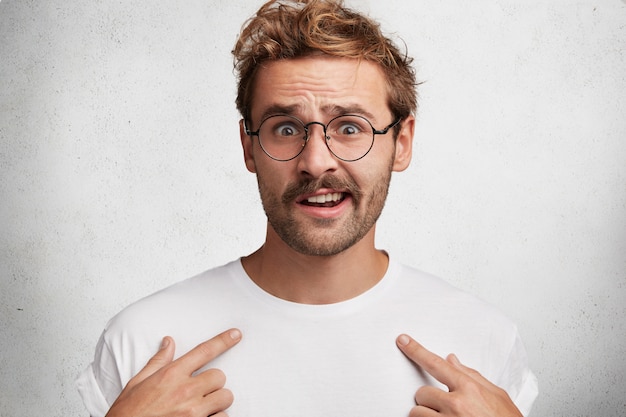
449, 353, 461, 365
397, 334, 410, 346
160, 337, 170, 349
229, 329, 242, 340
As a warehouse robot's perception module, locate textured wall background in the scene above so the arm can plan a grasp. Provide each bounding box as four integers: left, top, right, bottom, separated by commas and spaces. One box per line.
1, 1, 625, 416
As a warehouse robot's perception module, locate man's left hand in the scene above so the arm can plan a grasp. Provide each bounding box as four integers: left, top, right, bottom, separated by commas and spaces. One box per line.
396, 334, 523, 417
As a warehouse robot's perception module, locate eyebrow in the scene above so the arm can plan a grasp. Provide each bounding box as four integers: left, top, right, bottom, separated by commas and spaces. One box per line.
258, 103, 378, 123
320, 104, 377, 121
258, 104, 302, 122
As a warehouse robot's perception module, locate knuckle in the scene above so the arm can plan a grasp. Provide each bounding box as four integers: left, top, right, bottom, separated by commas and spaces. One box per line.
218, 388, 235, 406
448, 393, 465, 414
159, 363, 180, 381
225, 388, 235, 403
414, 386, 430, 404
184, 403, 202, 417
205, 368, 227, 387
459, 374, 482, 395
204, 388, 235, 417
213, 388, 235, 408
175, 382, 196, 400
145, 356, 164, 368
427, 354, 446, 369
197, 340, 220, 358
457, 372, 473, 385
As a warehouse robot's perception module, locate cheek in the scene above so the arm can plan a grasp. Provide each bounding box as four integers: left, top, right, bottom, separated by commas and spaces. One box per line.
352, 161, 394, 204
255, 163, 291, 196
353, 153, 394, 186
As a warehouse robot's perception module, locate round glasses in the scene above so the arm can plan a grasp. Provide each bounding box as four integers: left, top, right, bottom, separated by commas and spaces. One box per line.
244, 114, 401, 162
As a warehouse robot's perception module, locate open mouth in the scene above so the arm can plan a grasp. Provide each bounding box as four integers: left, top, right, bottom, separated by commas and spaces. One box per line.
299, 192, 346, 207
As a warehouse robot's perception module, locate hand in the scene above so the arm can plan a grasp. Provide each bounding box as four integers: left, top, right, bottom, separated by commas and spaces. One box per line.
396, 334, 522, 417
106, 329, 242, 417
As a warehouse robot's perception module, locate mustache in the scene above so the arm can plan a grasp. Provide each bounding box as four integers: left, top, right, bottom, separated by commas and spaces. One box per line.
281, 175, 362, 204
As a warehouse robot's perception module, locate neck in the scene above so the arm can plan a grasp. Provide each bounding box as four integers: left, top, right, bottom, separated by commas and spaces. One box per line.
241, 224, 389, 304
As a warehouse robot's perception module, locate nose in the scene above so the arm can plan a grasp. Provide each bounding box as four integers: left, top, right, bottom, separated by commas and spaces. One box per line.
296, 123, 338, 178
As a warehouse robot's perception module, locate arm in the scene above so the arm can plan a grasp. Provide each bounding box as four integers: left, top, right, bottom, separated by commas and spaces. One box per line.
396, 334, 523, 417
106, 329, 242, 417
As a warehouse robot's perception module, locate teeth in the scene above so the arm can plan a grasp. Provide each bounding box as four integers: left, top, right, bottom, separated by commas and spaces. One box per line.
307, 192, 343, 204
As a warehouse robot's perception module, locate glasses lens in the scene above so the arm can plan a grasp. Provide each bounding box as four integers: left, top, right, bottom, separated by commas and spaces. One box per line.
326, 115, 374, 161
258, 115, 307, 161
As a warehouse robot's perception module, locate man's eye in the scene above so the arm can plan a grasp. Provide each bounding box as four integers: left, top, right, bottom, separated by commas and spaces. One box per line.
337, 123, 361, 136
278, 126, 294, 136
275, 124, 300, 137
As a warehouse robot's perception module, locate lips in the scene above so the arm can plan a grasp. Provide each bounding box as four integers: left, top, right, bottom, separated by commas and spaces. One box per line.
300, 192, 346, 207
282, 176, 360, 208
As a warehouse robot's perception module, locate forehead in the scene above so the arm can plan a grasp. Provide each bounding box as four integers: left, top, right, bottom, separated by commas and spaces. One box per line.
249, 56, 390, 123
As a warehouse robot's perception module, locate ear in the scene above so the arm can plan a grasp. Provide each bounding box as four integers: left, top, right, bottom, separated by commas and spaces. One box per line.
240, 119, 257, 173
392, 115, 414, 172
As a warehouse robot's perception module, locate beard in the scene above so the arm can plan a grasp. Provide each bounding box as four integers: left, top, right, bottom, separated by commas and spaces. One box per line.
256, 163, 394, 257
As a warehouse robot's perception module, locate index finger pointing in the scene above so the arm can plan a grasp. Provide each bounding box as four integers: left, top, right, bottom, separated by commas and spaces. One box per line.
177, 328, 242, 374
396, 334, 460, 390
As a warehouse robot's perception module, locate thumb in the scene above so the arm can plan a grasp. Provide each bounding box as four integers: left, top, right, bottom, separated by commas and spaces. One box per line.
126, 336, 175, 388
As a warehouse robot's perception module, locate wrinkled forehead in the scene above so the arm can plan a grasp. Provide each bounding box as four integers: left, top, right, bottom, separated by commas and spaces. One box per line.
248, 56, 391, 124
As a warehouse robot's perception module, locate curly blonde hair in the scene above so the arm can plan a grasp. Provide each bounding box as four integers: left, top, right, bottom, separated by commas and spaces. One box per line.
232, 0, 418, 122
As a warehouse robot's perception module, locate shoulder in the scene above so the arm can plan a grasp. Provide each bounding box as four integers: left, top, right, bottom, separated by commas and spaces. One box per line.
123, 260, 240, 307
93, 260, 247, 383
389, 262, 529, 383
391, 263, 492, 306
389, 261, 519, 340
102, 259, 244, 346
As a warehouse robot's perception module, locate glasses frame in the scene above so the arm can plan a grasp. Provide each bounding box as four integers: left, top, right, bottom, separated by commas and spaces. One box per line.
244, 114, 402, 162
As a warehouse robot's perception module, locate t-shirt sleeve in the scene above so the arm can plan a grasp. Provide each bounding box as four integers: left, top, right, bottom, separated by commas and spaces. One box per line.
498, 330, 539, 417
514, 368, 539, 417
75, 362, 112, 417
75, 331, 124, 417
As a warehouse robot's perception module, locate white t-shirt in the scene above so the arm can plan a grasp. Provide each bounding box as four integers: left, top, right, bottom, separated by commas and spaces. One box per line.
76, 259, 538, 417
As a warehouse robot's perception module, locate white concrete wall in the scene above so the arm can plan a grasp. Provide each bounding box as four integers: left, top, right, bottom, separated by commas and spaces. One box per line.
1, 1, 624, 416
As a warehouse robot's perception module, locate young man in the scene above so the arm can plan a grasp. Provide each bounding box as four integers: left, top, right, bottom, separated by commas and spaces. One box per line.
77, 1, 538, 416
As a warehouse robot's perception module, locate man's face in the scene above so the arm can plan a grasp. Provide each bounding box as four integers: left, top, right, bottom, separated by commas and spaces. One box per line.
240, 56, 413, 256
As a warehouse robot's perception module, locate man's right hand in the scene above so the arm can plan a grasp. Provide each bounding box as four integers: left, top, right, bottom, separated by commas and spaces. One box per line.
105, 328, 242, 417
